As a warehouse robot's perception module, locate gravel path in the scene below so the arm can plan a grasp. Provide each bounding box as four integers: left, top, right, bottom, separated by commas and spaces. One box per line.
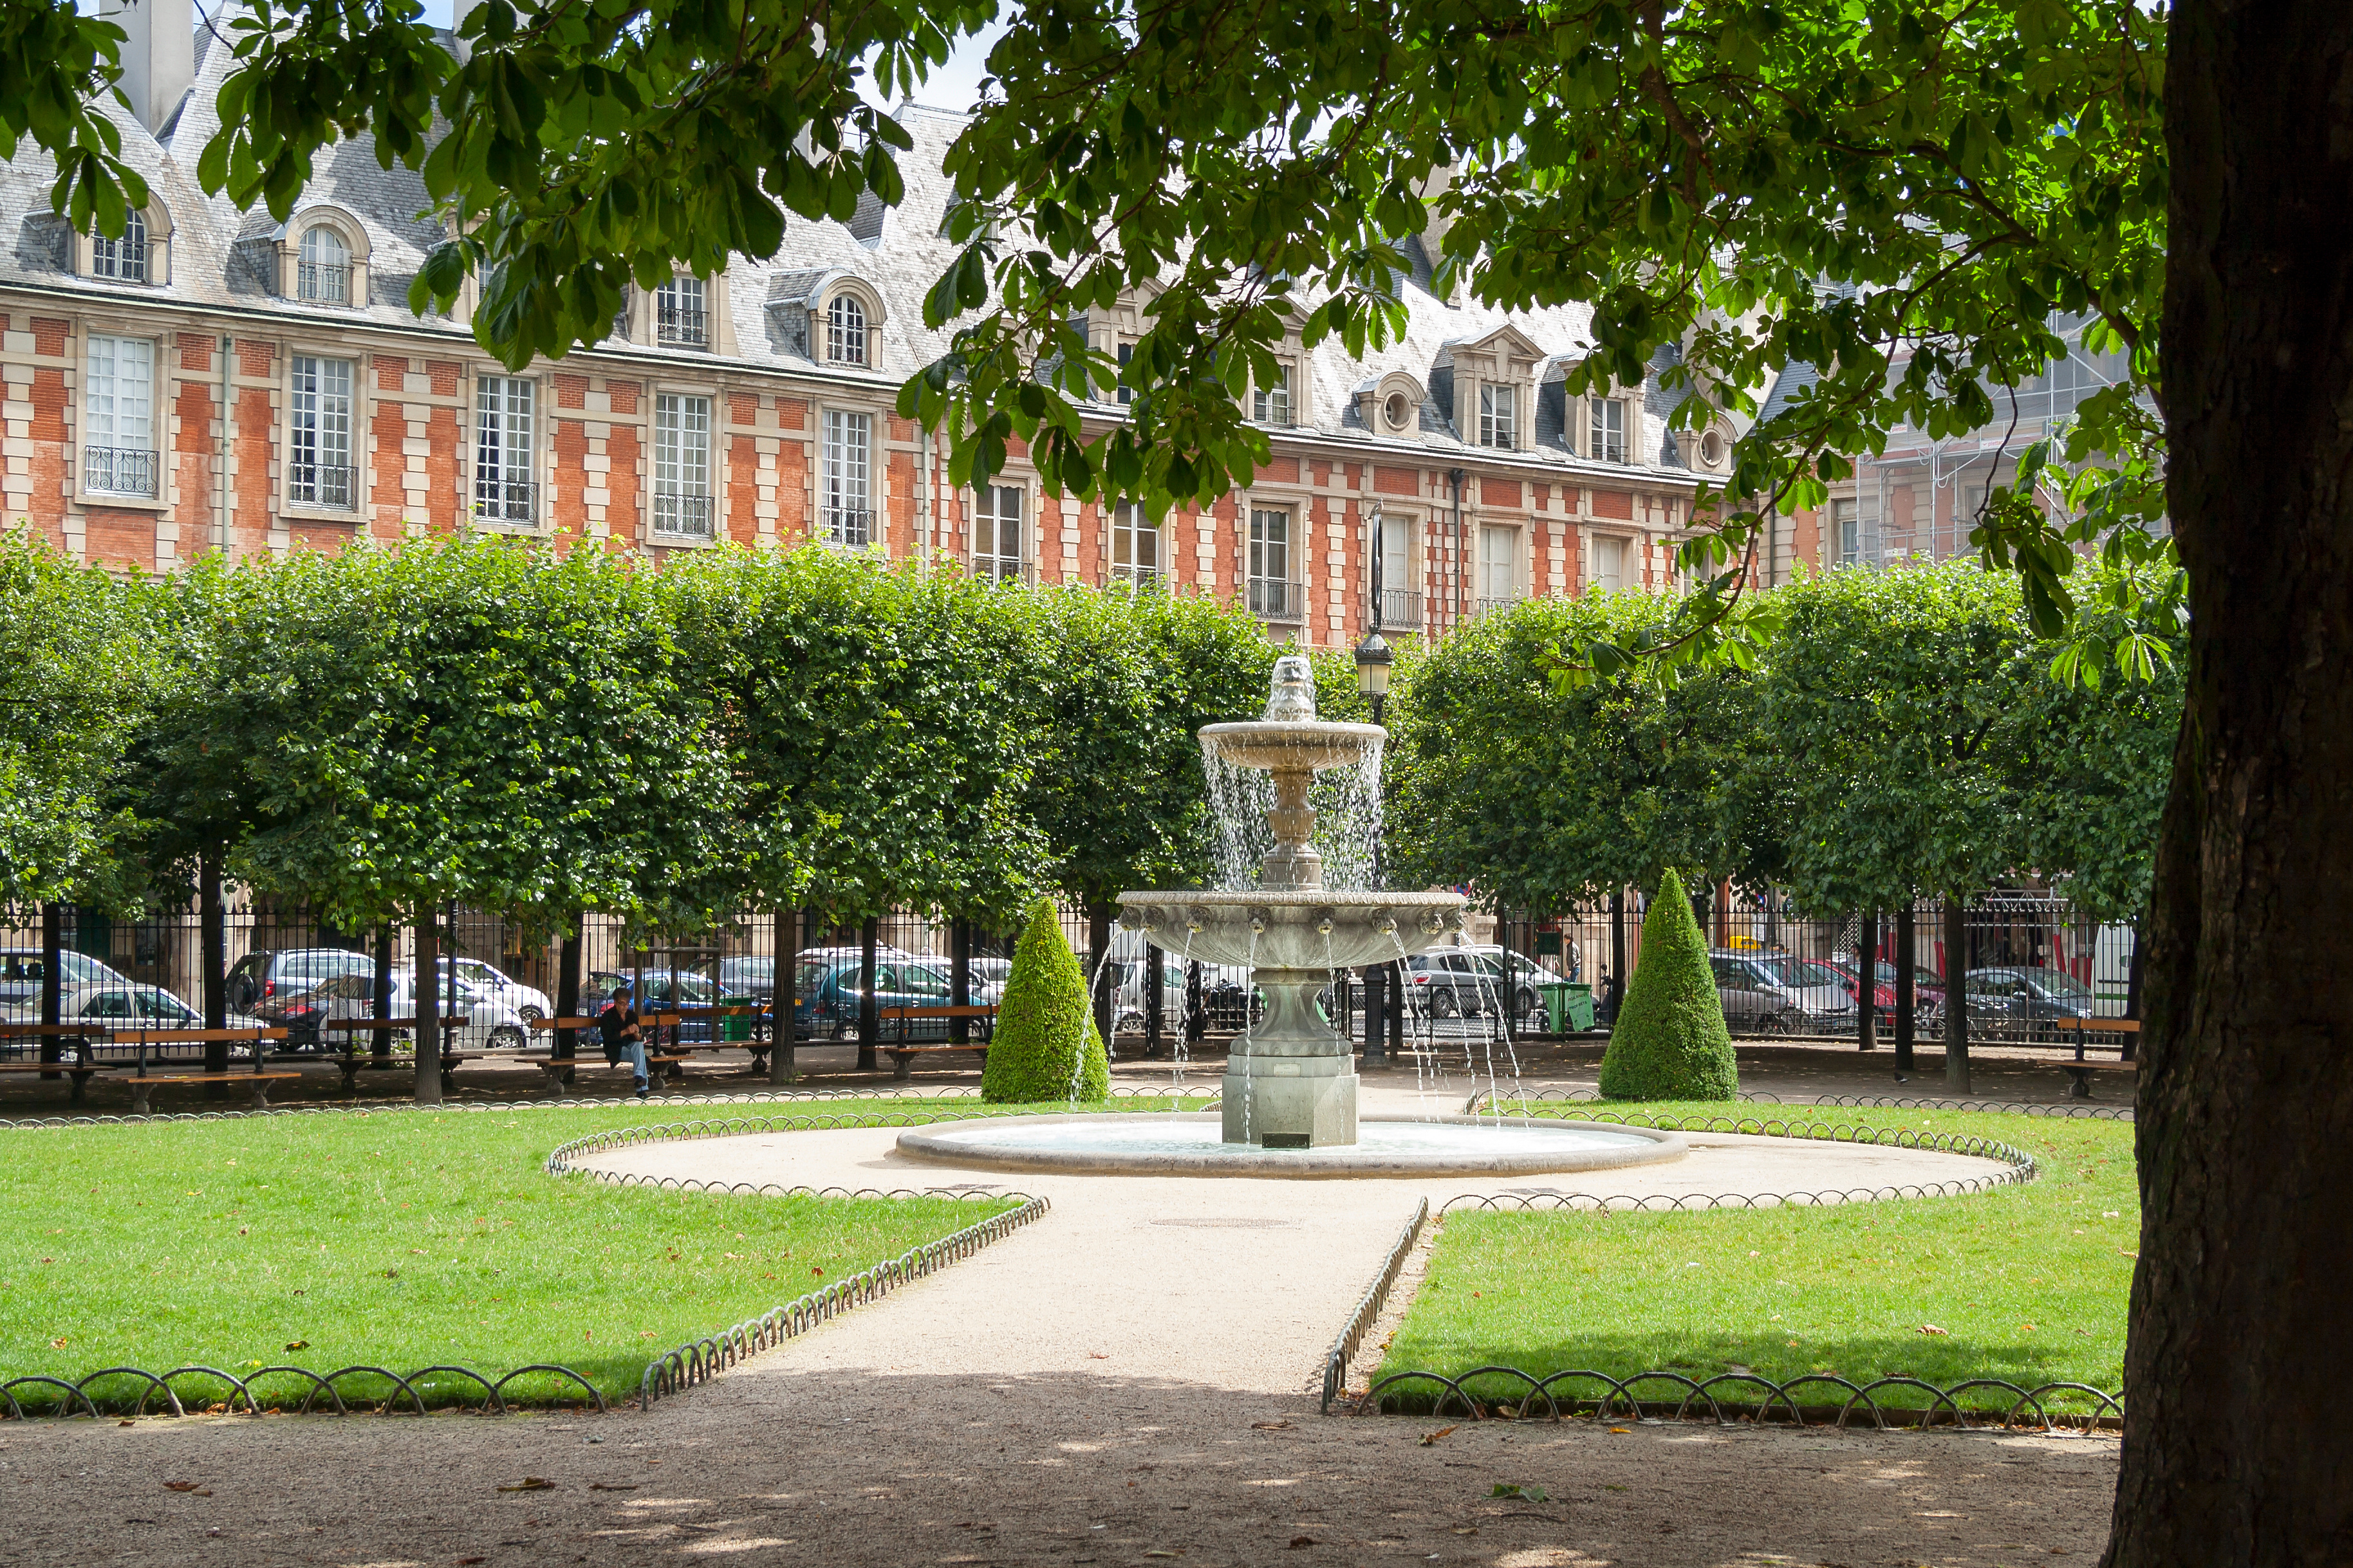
0, 1085, 2118, 1565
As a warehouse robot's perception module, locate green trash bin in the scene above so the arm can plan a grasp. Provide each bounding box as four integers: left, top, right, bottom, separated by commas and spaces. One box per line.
1541, 982, 1597, 1033
718, 995, 754, 1042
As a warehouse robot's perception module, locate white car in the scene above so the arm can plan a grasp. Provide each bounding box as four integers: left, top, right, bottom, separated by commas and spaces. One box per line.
305, 968, 532, 1053
438, 957, 552, 1022
1, 982, 268, 1063
1455, 943, 1575, 1019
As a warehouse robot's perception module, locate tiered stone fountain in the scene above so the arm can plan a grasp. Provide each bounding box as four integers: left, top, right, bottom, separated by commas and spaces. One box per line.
895, 656, 1688, 1177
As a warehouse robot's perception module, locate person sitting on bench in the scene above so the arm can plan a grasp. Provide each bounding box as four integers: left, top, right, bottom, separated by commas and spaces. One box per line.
599, 982, 651, 1098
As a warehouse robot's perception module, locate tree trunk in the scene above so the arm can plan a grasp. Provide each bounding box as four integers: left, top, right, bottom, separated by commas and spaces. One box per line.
1942, 896, 1969, 1095
1893, 903, 1915, 1077
1087, 901, 1114, 1059
414, 902, 441, 1106
38, 901, 61, 1080
856, 917, 879, 1071
770, 908, 799, 1084
555, 914, 582, 1069
2107, 5, 2353, 1561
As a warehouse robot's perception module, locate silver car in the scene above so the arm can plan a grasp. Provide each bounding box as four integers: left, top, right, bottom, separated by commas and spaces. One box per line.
1708, 950, 1857, 1033
1, 982, 268, 1063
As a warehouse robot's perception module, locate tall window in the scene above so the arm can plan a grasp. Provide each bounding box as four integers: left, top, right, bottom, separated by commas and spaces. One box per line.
1590, 535, 1628, 593
474, 375, 536, 523
1478, 524, 1519, 609
973, 484, 1024, 581
1478, 383, 1516, 449
653, 392, 714, 537
83, 334, 156, 497
297, 225, 350, 304
1377, 513, 1417, 627
91, 210, 148, 282
822, 409, 871, 545
1111, 501, 1160, 585
1252, 363, 1295, 427
1115, 341, 1135, 406
290, 355, 355, 510
827, 294, 868, 365
1247, 508, 1295, 619
1588, 398, 1626, 463
1833, 497, 1861, 562
656, 277, 708, 347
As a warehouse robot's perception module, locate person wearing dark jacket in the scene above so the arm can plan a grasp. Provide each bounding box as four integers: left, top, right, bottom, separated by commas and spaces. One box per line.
599, 982, 650, 1098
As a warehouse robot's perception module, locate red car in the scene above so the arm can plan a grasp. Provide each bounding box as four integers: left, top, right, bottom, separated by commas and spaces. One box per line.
1823, 959, 1949, 1023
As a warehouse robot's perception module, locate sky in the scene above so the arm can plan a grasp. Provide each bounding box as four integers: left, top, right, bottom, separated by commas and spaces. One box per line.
404, 1, 1008, 113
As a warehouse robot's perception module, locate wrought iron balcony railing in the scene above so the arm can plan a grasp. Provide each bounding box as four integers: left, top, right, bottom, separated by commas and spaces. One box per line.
84, 446, 158, 498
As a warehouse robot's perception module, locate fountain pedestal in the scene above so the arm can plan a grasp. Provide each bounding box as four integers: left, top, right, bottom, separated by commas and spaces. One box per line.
1223, 968, 1358, 1148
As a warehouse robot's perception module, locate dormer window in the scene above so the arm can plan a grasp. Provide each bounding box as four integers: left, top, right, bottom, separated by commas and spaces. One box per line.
1479, 383, 1517, 449
91, 210, 147, 282
298, 225, 351, 304
656, 277, 707, 347
1383, 391, 1413, 431
1115, 341, 1135, 405
1252, 363, 1296, 428
828, 293, 868, 365
1589, 398, 1626, 463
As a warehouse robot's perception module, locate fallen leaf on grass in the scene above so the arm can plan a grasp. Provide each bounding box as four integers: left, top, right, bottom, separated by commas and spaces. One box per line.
497, 1477, 556, 1492
283, 1340, 308, 1352
1918, 1324, 1949, 1336
1419, 1426, 1456, 1446
49, 1337, 67, 1349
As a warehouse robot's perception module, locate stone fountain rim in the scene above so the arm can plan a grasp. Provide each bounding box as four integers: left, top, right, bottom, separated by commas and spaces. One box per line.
1197, 719, 1388, 740
893, 1111, 1690, 1180
1117, 890, 1466, 909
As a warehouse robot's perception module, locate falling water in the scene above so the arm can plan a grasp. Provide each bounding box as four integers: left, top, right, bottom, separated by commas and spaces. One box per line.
1074, 953, 1121, 1106
1386, 927, 1444, 1121
1198, 737, 1386, 893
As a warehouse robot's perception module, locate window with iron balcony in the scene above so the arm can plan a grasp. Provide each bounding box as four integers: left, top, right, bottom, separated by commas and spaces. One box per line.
297, 225, 351, 304
654, 392, 714, 537
828, 294, 869, 367
657, 277, 708, 347
91, 210, 148, 282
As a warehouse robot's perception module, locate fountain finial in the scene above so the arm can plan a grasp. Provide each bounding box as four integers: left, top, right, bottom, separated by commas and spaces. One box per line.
1264, 654, 1317, 723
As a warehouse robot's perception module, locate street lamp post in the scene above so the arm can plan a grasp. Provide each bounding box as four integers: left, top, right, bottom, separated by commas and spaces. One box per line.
1355, 628, 1393, 1066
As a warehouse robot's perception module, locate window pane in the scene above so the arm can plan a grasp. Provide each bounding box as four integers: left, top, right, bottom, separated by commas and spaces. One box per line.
975, 484, 1023, 580
657, 277, 708, 346
475, 376, 535, 522
290, 355, 355, 508
823, 409, 871, 544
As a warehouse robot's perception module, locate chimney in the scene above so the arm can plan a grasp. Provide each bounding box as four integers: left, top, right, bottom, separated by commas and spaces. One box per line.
107, 0, 195, 134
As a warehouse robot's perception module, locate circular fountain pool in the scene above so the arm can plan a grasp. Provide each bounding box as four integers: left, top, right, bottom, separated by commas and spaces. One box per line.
895, 1112, 1688, 1179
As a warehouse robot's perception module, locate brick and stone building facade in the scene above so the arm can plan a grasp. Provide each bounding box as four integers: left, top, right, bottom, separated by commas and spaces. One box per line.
1, 3, 1734, 647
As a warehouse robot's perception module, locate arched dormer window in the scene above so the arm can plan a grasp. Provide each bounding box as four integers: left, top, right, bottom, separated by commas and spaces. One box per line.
91, 209, 148, 282
828, 293, 868, 366
298, 225, 351, 304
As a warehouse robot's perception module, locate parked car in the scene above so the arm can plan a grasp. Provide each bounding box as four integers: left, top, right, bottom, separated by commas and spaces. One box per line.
3, 983, 267, 1062
225, 947, 374, 1013
290, 968, 531, 1053
795, 956, 959, 1038
1402, 948, 1514, 1019
0, 947, 135, 1008
585, 968, 734, 1042
438, 957, 552, 1022
1963, 966, 2098, 1041
1707, 950, 1857, 1032
1456, 945, 1574, 1020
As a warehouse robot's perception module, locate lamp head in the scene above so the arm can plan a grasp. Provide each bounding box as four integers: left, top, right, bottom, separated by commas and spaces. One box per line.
1353, 630, 1393, 698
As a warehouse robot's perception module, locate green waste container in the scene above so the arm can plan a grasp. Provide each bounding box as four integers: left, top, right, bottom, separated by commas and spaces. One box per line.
719, 995, 754, 1042
1540, 982, 1597, 1034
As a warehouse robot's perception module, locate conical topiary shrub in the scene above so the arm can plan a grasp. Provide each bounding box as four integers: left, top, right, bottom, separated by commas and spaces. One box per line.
1598, 867, 1739, 1102
981, 898, 1111, 1104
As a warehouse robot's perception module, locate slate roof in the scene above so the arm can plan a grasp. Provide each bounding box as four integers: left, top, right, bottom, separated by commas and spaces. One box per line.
0, 30, 1715, 488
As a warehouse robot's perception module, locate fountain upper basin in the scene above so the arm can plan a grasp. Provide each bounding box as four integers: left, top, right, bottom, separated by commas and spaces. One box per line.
1117, 889, 1465, 970
1198, 719, 1385, 773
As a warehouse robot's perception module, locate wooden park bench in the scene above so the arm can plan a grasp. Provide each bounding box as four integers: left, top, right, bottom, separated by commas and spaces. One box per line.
318, 1017, 476, 1093
2056, 1016, 2140, 1100
879, 1004, 996, 1081
91, 1026, 297, 1113
0, 1025, 108, 1102
519, 1016, 689, 1091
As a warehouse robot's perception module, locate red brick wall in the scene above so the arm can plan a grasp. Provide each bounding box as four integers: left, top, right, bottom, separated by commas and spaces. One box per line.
84, 508, 153, 573
1592, 488, 1633, 521
1373, 465, 1419, 498
608, 421, 642, 549
26, 364, 69, 548
170, 337, 218, 566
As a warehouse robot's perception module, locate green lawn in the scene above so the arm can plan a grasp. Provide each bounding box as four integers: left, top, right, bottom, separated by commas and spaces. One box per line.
1374, 1106, 2135, 1416
0, 1096, 1203, 1410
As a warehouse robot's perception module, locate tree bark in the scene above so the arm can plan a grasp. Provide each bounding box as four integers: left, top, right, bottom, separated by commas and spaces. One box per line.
856, 917, 879, 1071
1087, 901, 1114, 1058
2105, 5, 2353, 1562
769, 907, 799, 1085
413, 903, 442, 1105
1893, 903, 1915, 1077
1942, 896, 1969, 1095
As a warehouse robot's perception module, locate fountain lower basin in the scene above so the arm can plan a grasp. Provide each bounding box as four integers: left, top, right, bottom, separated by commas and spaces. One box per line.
895, 1112, 1688, 1179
